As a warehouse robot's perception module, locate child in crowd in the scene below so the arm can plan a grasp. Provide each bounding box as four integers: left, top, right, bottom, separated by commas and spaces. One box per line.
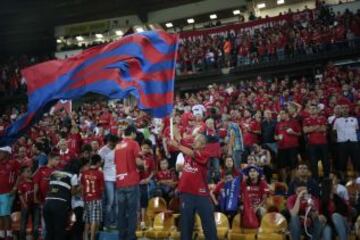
155, 159, 177, 201
221, 157, 240, 178
139, 139, 155, 229
18, 166, 36, 240
241, 165, 269, 226
81, 155, 104, 240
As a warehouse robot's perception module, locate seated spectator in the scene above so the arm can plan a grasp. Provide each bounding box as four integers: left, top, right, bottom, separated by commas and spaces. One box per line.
287, 183, 322, 240
241, 165, 269, 224
320, 179, 349, 240
154, 159, 177, 201
288, 163, 320, 198
221, 156, 240, 178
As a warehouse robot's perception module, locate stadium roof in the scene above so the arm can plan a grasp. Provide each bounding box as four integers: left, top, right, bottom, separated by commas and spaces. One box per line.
0, 0, 201, 56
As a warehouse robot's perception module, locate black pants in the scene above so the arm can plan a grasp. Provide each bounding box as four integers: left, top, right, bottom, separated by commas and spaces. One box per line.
43, 200, 69, 240
70, 207, 84, 240
336, 141, 360, 172
20, 205, 40, 240
307, 144, 330, 180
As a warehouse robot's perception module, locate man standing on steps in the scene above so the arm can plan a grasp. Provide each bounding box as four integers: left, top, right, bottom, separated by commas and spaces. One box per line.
115, 126, 144, 240
169, 134, 217, 240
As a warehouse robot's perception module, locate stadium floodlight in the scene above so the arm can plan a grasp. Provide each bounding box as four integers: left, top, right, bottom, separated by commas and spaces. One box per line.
56, 39, 62, 43
95, 33, 103, 38
135, 26, 144, 32
257, 3, 266, 9
115, 30, 123, 36
277, 0, 285, 4
165, 22, 173, 28
187, 18, 195, 24
210, 14, 217, 20
233, 9, 241, 15
76, 36, 84, 41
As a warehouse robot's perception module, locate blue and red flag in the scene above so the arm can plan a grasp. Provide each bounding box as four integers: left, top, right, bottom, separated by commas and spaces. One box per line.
0, 30, 178, 146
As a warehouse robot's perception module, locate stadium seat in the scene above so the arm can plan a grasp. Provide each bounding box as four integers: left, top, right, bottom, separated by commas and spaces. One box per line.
146, 197, 167, 225
11, 212, 21, 232
196, 212, 229, 240
257, 212, 288, 240
144, 212, 174, 239
227, 213, 256, 240
168, 197, 180, 213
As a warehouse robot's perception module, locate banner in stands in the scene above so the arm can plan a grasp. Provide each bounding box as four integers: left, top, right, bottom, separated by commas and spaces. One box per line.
179, 9, 314, 39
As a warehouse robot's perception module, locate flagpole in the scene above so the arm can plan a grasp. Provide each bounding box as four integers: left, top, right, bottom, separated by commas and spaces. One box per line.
170, 117, 174, 140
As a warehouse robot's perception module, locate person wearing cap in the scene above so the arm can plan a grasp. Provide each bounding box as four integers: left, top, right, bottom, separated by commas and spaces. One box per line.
169, 134, 217, 240
0, 146, 20, 240
241, 165, 269, 221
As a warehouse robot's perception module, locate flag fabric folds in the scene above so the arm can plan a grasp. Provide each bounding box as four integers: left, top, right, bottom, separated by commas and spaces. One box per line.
0, 30, 178, 146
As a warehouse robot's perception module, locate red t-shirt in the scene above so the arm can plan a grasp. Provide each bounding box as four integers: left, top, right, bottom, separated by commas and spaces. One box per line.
287, 194, 320, 225
303, 116, 327, 145
178, 149, 210, 196
81, 168, 104, 201
139, 154, 155, 180
241, 119, 261, 147
242, 179, 268, 208
0, 160, 20, 194
58, 150, 75, 170
156, 169, 177, 182
18, 180, 34, 206
33, 166, 56, 203
68, 133, 82, 155
115, 138, 141, 188
275, 120, 301, 149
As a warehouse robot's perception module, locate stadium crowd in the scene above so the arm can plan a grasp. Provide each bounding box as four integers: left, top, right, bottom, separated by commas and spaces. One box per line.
0, 60, 358, 240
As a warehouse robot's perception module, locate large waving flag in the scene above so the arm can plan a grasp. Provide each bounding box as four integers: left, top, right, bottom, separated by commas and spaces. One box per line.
0, 30, 178, 146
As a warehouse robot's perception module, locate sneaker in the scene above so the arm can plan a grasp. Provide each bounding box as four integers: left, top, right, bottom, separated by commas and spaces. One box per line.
140, 221, 146, 230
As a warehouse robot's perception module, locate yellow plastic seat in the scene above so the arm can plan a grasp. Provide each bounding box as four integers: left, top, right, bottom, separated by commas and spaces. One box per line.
257, 212, 288, 240
228, 213, 256, 240
146, 197, 167, 225
196, 212, 229, 240
144, 212, 174, 239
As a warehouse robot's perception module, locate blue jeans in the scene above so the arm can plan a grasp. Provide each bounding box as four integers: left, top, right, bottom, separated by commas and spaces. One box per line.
117, 185, 140, 240
289, 215, 322, 240
264, 142, 278, 155
322, 213, 348, 240
180, 193, 217, 240
207, 158, 220, 182
104, 181, 117, 227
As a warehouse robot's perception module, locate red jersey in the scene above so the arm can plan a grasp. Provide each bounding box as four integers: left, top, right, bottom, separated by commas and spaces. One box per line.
58, 150, 75, 170
303, 116, 327, 145
139, 154, 154, 180
0, 160, 20, 194
81, 168, 104, 201
242, 179, 268, 208
287, 194, 320, 226
178, 149, 210, 196
275, 120, 301, 149
240, 119, 261, 147
115, 138, 141, 188
156, 169, 177, 182
18, 180, 34, 206
68, 133, 82, 155
33, 166, 56, 203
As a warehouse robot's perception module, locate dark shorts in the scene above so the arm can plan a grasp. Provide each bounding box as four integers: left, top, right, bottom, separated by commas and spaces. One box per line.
277, 147, 298, 169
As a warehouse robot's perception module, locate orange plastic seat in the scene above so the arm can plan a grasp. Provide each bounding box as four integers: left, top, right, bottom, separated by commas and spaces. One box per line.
257, 212, 288, 240
146, 197, 167, 225
196, 212, 229, 240
144, 212, 174, 239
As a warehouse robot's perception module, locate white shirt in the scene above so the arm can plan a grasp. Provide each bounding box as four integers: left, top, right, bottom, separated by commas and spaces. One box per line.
99, 145, 116, 182
335, 184, 349, 202
333, 117, 359, 142
71, 174, 84, 209
192, 104, 206, 117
